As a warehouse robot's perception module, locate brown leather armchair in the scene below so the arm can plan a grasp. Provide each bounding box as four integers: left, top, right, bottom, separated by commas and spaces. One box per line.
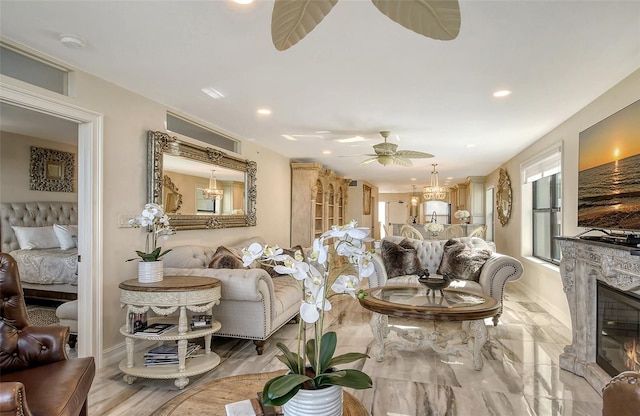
602, 370, 640, 416
0, 253, 95, 416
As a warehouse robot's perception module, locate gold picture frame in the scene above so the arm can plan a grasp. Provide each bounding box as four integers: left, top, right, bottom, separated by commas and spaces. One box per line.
363, 184, 371, 215
30, 147, 75, 192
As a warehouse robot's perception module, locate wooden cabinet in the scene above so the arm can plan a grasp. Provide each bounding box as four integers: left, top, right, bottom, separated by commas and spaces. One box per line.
291, 162, 350, 247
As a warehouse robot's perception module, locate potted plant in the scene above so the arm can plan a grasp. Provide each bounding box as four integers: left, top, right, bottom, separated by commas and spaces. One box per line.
126, 203, 175, 282
241, 220, 374, 415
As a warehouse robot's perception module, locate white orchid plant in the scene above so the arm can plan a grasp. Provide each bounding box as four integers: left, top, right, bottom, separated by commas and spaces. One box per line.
126, 203, 175, 262
242, 220, 374, 406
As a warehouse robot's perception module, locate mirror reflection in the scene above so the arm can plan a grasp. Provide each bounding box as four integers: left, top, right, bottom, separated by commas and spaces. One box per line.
148, 130, 257, 229
162, 155, 245, 216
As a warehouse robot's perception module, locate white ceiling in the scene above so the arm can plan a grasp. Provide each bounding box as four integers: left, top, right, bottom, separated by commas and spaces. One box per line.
1, 1, 639, 193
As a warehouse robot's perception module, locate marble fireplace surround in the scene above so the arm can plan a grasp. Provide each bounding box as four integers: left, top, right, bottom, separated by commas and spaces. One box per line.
557, 237, 640, 395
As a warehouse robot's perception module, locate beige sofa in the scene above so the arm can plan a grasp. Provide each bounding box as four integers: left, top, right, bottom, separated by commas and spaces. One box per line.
162, 236, 300, 355
369, 236, 524, 325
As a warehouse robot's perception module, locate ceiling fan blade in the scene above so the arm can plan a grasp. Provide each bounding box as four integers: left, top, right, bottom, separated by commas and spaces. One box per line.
360, 157, 380, 166
392, 156, 413, 167
271, 0, 338, 51
371, 0, 461, 41
395, 150, 435, 158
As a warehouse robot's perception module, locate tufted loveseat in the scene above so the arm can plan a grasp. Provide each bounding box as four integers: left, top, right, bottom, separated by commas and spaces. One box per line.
368, 236, 524, 325
161, 236, 300, 355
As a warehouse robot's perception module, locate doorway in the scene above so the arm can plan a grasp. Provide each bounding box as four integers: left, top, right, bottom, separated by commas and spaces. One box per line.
1, 82, 103, 365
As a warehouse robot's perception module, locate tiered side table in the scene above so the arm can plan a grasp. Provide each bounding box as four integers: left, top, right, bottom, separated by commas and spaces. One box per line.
119, 276, 222, 389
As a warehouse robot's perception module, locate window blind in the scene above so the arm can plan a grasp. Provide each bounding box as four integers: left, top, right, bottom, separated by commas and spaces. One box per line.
522, 146, 562, 183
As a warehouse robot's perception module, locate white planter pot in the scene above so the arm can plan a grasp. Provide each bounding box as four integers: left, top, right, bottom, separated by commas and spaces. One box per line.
138, 260, 163, 283
282, 384, 343, 416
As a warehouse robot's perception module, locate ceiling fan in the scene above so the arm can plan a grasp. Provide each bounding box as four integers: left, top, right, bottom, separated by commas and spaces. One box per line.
271, 0, 461, 51
351, 131, 434, 167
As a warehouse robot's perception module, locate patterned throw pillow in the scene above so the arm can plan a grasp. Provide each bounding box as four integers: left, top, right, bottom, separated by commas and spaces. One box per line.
208, 246, 246, 269
381, 239, 424, 278
436, 239, 491, 282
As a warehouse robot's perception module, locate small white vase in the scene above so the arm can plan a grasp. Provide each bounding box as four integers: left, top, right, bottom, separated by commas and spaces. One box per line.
282, 384, 343, 416
138, 260, 163, 283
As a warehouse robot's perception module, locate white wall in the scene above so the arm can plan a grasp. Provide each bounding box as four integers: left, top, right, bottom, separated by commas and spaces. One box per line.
1, 58, 292, 353
491, 68, 640, 328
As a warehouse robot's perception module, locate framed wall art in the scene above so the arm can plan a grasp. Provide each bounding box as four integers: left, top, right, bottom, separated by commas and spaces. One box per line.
30, 146, 75, 192
363, 184, 371, 215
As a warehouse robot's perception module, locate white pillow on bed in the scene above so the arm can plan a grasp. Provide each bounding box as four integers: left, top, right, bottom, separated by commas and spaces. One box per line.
53, 224, 78, 250
11, 226, 60, 250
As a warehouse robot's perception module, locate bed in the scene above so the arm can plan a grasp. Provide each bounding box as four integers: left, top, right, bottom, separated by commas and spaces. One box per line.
1, 202, 78, 301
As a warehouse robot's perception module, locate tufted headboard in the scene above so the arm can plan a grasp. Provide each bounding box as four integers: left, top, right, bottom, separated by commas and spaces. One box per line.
0, 202, 78, 253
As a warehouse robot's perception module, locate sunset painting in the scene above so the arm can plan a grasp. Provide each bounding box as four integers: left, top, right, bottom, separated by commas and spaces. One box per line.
578, 100, 640, 230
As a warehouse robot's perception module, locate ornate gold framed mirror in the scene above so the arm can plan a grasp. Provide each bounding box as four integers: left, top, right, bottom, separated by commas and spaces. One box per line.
496, 168, 512, 227
148, 130, 257, 229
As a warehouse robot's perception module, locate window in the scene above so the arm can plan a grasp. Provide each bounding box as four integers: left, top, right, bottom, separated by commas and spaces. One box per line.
522, 144, 562, 264
532, 173, 562, 264
166, 112, 240, 153
0, 44, 69, 95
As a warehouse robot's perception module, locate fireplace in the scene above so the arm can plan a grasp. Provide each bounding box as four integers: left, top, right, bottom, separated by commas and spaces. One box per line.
597, 281, 640, 377
557, 237, 640, 395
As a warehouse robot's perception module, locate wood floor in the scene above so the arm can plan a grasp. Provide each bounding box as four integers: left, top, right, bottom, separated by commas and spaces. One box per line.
88, 285, 603, 415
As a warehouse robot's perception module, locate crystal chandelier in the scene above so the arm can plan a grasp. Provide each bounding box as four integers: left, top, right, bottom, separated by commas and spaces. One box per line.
423, 164, 448, 201
202, 170, 224, 200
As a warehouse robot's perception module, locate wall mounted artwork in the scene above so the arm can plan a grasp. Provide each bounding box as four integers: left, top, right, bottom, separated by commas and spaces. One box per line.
30, 146, 75, 192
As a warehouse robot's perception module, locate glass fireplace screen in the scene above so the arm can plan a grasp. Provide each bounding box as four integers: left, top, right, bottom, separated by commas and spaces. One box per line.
597, 281, 640, 377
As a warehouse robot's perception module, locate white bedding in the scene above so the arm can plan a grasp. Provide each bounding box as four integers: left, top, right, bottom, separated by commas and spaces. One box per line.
9, 248, 78, 285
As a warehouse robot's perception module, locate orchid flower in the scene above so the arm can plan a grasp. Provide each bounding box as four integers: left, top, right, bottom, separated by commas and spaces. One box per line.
274, 257, 310, 280
242, 242, 264, 267
331, 274, 360, 298
309, 237, 328, 266
300, 280, 331, 323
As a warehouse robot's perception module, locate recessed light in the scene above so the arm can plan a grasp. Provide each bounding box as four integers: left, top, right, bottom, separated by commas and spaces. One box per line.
201, 87, 225, 99
493, 90, 512, 97
232, 0, 254, 4
282, 135, 296, 141
59, 34, 86, 49
316, 131, 330, 134
323, 150, 331, 154
411, 178, 416, 181
336, 136, 365, 143
466, 144, 476, 148
446, 177, 453, 180
257, 108, 271, 115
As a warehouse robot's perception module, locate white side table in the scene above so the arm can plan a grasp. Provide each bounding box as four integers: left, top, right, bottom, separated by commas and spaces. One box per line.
119, 276, 221, 389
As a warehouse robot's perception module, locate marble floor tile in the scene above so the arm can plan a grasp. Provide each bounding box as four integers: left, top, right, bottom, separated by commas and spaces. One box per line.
88, 285, 604, 416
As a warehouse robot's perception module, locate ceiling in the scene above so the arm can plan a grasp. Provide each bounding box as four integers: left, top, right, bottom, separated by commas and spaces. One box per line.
1, 1, 639, 193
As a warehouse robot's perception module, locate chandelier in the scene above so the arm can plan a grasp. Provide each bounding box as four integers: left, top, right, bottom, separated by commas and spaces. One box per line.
423, 164, 448, 201
202, 170, 224, 200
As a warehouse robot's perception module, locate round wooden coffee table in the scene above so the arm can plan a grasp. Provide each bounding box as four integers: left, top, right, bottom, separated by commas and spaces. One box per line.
151, 370, 368, 415
359, 285, 499, 370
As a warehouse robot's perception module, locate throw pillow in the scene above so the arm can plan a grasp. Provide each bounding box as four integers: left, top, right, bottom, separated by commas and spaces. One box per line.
436, 239, 492, 282
208, 246, 246, 269
11, 226, 60, 250
53, 224, 79, 250
381, 239, 424, 278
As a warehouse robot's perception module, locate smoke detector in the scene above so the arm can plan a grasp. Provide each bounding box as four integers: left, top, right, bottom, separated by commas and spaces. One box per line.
59, 34, 86, 49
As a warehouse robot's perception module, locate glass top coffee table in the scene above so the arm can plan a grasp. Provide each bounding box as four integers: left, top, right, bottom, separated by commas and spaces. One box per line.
359, 286, 500, 370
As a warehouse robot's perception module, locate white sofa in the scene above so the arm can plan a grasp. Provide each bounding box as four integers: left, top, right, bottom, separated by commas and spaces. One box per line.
162, 236, 301, 355
369, 236, 524, 325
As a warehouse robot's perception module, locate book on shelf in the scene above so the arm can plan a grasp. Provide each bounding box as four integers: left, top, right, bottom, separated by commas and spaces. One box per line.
143, 342, 201, 366
134, 322, 176, 336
